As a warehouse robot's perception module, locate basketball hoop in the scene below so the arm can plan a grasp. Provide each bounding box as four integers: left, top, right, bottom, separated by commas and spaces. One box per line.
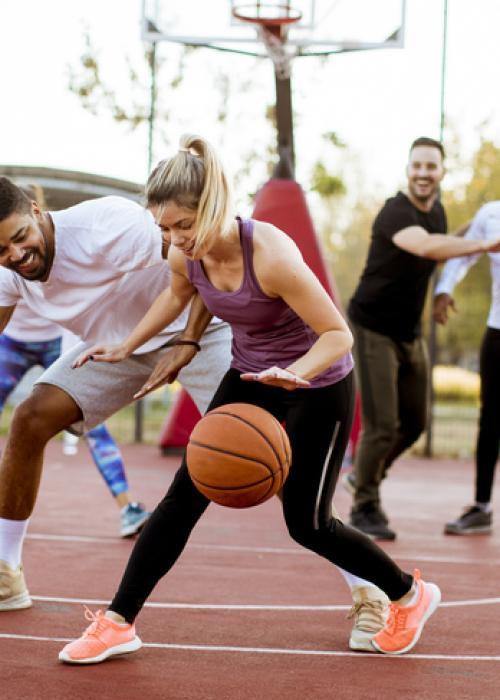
232, 2, 302, 79
232, 3, 302, 28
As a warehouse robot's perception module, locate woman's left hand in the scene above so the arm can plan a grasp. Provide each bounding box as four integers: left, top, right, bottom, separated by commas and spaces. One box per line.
240, 366, 310, 391
133, 344, 199, 399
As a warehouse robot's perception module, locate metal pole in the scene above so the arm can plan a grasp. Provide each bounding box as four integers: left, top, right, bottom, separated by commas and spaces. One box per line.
424, 0, 448, 457
147, 40, 157, 171
439, 0, 448, 143
273, 71, 295, 179
134, 38, 158, 443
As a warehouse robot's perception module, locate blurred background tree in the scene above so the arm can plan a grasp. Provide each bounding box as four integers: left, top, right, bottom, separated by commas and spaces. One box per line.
309, 131, 382, 309
68, 32, 276, 201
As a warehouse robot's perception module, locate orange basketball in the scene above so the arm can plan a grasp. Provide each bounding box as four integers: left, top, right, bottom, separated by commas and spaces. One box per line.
186, 403, 291, 508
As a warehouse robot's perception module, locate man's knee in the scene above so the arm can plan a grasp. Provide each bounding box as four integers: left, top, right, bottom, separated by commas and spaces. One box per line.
11, 384, 82, 441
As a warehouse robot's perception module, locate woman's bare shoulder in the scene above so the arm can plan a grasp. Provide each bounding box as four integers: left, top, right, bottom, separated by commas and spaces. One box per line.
168, 245, 189, 276
252, 219, 301, 259
251, 219, 305, 295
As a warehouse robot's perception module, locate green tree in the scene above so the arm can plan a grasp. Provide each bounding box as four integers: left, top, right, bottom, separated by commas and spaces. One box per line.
308, 133, 381, 309
67, 34, 276, 196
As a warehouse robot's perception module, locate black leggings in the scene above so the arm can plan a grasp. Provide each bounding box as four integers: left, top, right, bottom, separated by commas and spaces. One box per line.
475, 327, 500, 503
111, 370, 412, 622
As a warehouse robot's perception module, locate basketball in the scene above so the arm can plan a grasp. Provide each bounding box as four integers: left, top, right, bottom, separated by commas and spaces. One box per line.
186, 403, 291, 508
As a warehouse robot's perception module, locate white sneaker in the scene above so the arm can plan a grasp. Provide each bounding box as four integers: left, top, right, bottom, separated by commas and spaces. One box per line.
120, 502, 150, 538
347, 585, 389, 651
0, 560, 32, 611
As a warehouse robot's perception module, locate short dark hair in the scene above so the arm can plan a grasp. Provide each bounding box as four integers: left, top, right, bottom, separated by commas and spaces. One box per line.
410, 137, 445, 160
0, 177, 33, 222
19, 183, 46, 209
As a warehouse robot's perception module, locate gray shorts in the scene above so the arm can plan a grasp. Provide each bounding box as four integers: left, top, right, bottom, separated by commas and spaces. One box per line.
35, 322, 232, 435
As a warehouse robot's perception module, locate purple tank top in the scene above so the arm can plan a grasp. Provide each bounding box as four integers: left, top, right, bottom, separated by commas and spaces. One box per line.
186, 218, 353, 388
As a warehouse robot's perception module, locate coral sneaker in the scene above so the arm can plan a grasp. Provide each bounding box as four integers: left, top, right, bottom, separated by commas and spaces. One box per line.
59, 608, 142, 664
371, 570, 441, 655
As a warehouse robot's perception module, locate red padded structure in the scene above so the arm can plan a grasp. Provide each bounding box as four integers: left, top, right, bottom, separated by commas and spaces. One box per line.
252, 179, 341, 297
159, 178, 360, 452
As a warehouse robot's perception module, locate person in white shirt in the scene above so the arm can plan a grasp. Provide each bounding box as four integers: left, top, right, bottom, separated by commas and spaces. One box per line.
434, 201, 500, 535
0, 177, 232, 611
0, 300, 150, 538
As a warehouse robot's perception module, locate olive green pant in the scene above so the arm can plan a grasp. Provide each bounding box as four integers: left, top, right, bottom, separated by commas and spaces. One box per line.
350, 320, 428, 511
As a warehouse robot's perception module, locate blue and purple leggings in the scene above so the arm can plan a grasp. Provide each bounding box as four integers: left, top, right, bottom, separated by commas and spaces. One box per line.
0, 333, 128, 498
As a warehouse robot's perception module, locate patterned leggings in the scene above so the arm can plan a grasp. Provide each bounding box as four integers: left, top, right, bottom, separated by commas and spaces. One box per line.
0, 333, 128, 498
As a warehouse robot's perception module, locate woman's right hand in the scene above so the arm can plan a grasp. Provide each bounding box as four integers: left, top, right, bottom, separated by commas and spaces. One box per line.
72, 343, 131, 368
432, 293, 456, 325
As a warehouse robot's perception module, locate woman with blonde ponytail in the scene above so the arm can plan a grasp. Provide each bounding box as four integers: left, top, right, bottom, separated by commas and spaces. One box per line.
62, 135, 440, 664
146, 134, 234, 259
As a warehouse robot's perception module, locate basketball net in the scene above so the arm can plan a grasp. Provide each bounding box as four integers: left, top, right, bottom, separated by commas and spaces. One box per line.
257, 25, 294, 80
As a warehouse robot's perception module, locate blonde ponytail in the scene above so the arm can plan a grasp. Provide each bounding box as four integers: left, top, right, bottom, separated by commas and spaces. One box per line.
146, 135, 234, 254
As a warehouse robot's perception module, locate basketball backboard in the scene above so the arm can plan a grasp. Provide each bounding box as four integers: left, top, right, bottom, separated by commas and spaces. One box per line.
141, 0, 406, 57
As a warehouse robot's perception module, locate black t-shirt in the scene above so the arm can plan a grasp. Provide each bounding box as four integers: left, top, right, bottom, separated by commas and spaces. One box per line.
348, 191, 447, 341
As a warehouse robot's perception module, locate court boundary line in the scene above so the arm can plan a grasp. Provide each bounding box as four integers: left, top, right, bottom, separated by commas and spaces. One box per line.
25, 533, 500, 566
1, 632, 499, 662
30, 594, 500, 610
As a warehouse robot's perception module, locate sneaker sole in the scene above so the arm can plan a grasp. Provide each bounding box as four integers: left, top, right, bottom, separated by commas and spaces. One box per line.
0, 591, 32, 611
444, 525, 492, 535
349, 635, 379, 652
120, 514, 150, 538
371, 583, 441, 655
59, 635, 142, 664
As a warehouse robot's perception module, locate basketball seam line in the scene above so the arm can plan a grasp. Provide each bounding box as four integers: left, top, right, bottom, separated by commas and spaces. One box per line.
189, 440, 279, 477
210, 409, 284, 469
191, 472, 275, 491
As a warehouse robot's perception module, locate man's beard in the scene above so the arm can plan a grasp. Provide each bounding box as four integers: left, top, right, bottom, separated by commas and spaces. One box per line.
409, 182, 438, 204
10, 248, 50, 280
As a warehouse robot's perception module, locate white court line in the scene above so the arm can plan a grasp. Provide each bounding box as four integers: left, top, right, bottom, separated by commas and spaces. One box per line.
0, 633, 499, 661
30, 594, 500, 610
25, 533, 500, 566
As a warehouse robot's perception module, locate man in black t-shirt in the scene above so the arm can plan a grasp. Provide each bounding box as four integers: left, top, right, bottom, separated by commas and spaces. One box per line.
346, 137, 500, 540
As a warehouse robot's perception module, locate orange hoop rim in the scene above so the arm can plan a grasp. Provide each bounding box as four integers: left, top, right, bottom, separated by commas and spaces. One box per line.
232, 3, 302, 28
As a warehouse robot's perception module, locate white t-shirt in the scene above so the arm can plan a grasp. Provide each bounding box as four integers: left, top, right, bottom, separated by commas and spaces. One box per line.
4, 298, 62, 342
0, 196, 189, 353
435, 201, 500, 330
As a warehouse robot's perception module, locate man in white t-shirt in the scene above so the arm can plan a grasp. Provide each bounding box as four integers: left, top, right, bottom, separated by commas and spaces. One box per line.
0, 177, 232, 610
0, 300, 150, 538
433, 201, 500, 536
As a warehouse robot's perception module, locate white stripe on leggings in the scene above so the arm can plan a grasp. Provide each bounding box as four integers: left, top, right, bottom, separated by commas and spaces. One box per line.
313, 421, 340, 530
